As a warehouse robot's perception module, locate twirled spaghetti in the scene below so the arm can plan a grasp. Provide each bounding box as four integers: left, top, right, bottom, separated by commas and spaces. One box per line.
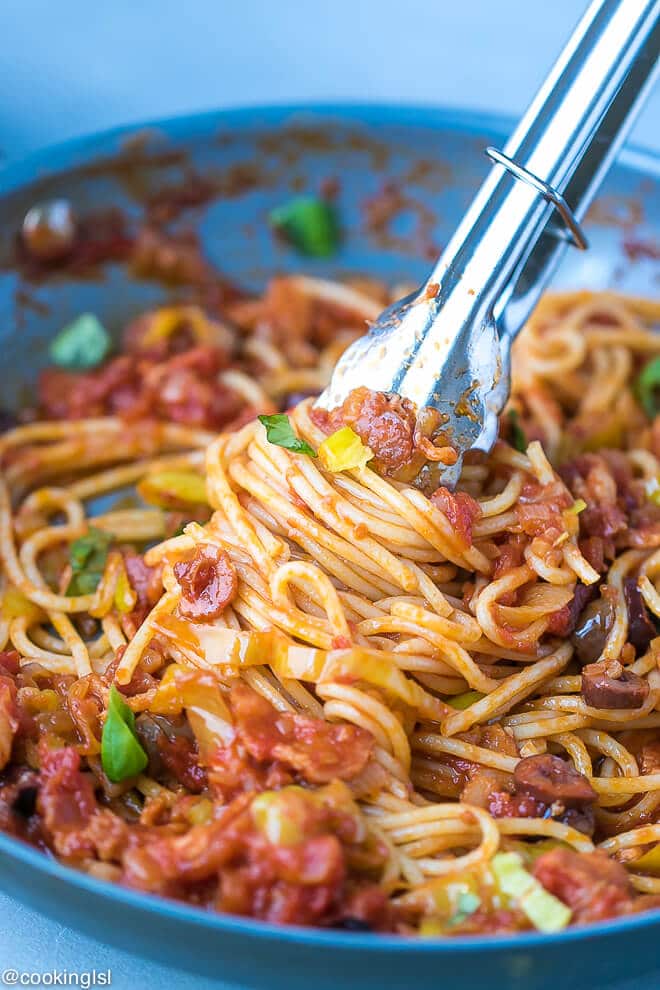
2, 279, 660, 936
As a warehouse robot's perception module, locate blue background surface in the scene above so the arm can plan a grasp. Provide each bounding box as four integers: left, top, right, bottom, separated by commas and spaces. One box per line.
0, 0, 658, 161
0, 1, 658, 987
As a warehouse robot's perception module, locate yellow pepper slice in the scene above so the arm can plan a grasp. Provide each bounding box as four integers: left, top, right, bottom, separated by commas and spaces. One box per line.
114, 557, 137, 614
630, 843, 660, 877
1, 586, 46, 626
137, 470, 208, 508
318, 427, 373, 472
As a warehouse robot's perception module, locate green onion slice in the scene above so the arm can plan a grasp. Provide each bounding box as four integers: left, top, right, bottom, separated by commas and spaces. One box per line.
67, 527, 113, 596
636, 356, 660, 420
447, 891, 481, 927
269, 197, 339, 257
49, 313, 112, 370
447, 690, 485, 710
491, 852, 571, 933
507, 409, 527, 452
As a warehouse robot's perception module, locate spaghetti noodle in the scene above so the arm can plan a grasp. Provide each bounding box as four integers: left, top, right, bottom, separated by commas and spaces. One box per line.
2, 280, 660, 935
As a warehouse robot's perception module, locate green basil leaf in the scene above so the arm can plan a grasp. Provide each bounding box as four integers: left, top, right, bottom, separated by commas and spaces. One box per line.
101, 685, 148, 783
50, 313, 112, 370
636, 356, 660, 420
269, 197, 339, 257
258, 414, 317, 457
448, 891, 481, 927
67, 527, 113, 596
507, 409, 527, 453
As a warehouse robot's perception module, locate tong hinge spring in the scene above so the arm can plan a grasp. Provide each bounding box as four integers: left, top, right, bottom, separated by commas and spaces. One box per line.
485, 146, 589, 251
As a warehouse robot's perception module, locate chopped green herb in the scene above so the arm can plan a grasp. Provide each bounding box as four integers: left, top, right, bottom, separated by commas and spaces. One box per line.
258, 414, 317, 457
67, 527, 113, 596
565, 498, 587, 515
507, 409, 527, 453
101, 685, 148, 783
447, 690, 485, 710
447, 891, 481, 927
269, 196, 339, 257
50, 313, 111, 370
636, 356, 660, 420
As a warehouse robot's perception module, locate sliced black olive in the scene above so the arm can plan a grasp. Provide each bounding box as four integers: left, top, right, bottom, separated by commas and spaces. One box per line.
330, 917, 373, 931
0, 408, 17, 433
281, 391, 319, 412
624, 578, 658, 655
571, 597, 614, 666
135, 712, 193, 779
74, 614, 100, 640
22, 199, 76, 262
559, 805, 596, 836
562, 583, 598, 637
134, 713, 169, 777
581, 659, 650, 710
514, 754, 596, 807
12, 784, 38, 818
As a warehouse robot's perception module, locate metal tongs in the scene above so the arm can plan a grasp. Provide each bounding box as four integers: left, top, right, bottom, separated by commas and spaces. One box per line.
317, 0, 660, 486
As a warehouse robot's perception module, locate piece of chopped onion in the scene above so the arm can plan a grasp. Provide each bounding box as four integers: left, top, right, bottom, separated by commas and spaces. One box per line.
185, 797, 214, 827
150, 663, 234, 754
251, 786, 316, 845
153, 620, 443, 719
321, 647, 444, 720
22, 689, 60, 714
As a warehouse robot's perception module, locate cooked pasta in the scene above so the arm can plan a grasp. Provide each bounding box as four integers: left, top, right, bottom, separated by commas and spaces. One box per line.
2, 277, 660, 936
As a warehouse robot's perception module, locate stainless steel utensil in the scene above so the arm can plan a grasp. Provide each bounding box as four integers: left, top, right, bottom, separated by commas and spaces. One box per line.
316, 0, 660, 486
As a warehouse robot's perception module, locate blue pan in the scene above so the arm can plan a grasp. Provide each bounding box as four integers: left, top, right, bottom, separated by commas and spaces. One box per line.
0, 105, 658, 990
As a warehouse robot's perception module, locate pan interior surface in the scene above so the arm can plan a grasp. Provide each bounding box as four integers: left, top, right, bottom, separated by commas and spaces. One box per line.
0, 104, 658, 990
